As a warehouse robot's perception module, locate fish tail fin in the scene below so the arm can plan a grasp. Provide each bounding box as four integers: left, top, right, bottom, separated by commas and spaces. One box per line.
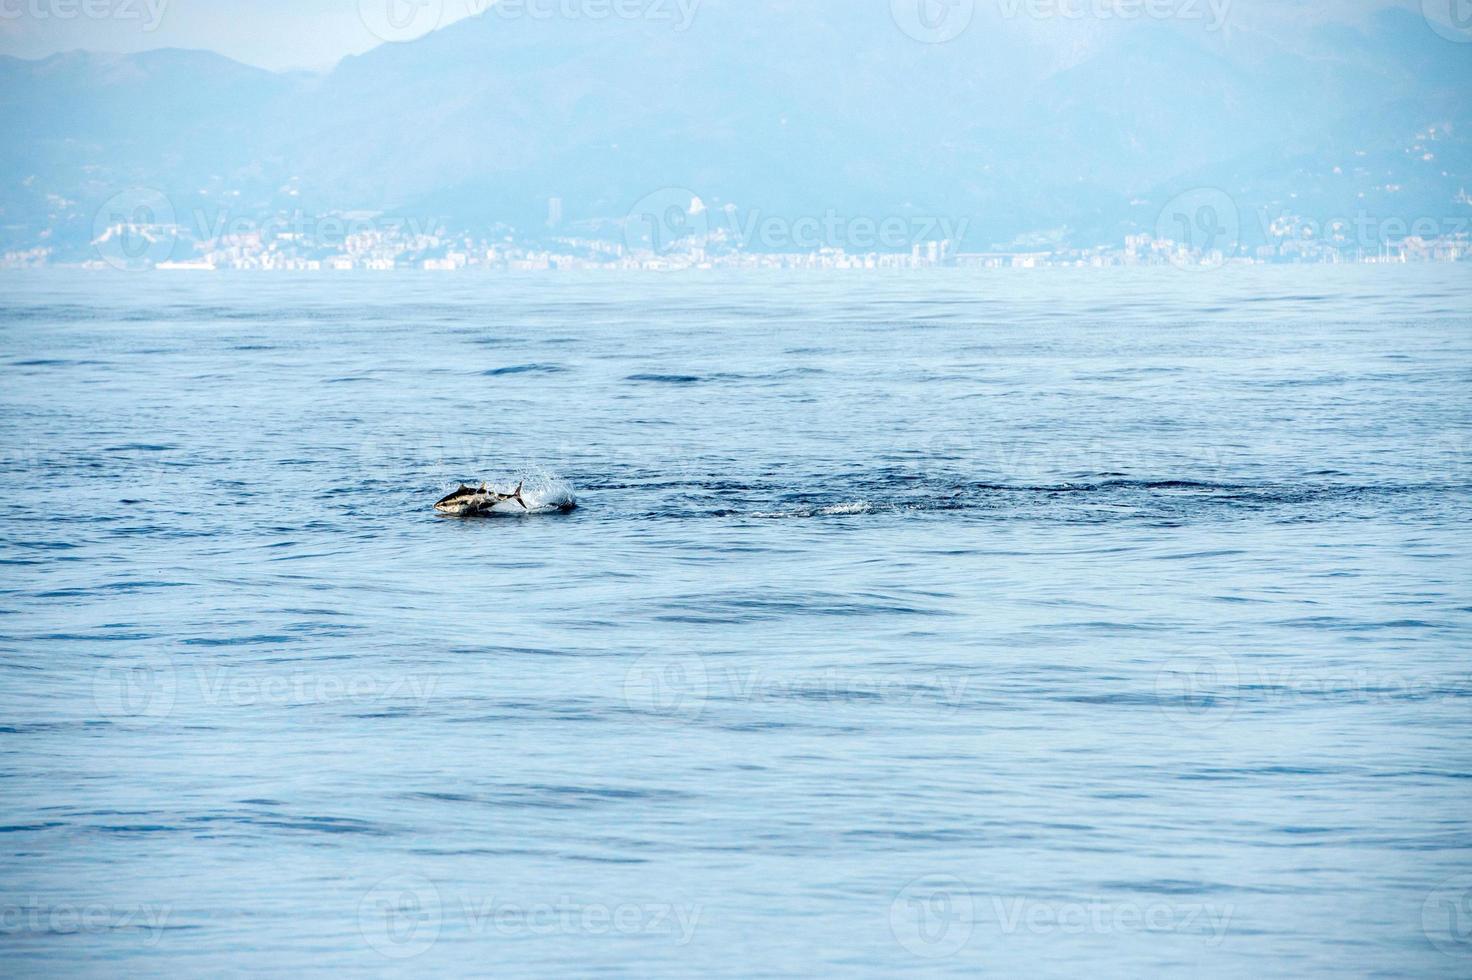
513, 481, 528, 510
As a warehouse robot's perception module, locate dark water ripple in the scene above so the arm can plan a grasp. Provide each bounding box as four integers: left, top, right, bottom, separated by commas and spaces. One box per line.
0, 267, 1469, 976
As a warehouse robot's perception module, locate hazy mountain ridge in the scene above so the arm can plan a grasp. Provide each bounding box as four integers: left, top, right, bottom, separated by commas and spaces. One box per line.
2, 3, 1467, 256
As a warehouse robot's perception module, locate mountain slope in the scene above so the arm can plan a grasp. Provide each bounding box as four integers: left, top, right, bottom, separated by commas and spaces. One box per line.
2, 2, 1467, 255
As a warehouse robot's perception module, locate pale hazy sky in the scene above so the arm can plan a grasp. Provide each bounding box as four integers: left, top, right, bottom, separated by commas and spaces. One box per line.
0, 0, 1423, 72
0, 0, 487, 69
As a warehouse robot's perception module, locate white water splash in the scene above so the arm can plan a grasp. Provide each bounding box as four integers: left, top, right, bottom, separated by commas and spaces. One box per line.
443, 470, 576, 516
751, 500, 874, 519
517, 470, 577, 514
819, 501, 872, 516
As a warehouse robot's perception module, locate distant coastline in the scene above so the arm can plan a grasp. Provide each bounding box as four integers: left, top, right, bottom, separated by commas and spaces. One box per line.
6, 230, 1468, 273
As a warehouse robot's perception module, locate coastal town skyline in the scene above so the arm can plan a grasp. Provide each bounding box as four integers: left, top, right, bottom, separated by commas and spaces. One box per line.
11, 196, 1468, 272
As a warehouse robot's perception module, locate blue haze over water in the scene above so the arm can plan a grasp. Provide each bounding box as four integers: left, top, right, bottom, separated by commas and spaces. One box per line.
0, 266, 1470, 975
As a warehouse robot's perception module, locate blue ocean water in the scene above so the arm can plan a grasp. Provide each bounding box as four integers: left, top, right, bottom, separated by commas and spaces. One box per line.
1, 266, 1469, 976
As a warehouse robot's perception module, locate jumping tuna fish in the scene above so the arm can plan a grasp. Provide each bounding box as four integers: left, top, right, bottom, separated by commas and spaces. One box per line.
434, 481, 528, 516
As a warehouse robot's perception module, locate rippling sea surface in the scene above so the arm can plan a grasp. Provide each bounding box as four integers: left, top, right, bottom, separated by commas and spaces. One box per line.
1, 266, 1470, 976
